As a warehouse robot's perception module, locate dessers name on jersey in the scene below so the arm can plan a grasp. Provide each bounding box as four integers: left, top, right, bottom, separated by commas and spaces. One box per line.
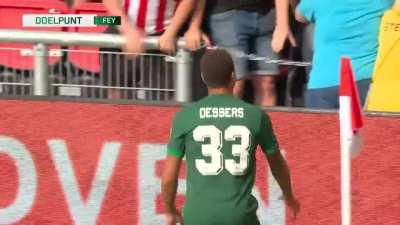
199, 107, 244, 119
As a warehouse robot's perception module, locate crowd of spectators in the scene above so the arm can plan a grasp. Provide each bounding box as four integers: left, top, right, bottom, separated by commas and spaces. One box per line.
36, 0, 400, 109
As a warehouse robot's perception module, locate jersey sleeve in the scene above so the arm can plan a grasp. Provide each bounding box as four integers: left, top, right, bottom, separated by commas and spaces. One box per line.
167, 111, 186, 158
298, 0, 316, 22
257, 112, 279, 155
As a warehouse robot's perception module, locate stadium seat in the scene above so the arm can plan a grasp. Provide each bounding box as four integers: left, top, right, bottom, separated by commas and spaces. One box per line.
68, 2, 109, 73
0, 0, 68, 70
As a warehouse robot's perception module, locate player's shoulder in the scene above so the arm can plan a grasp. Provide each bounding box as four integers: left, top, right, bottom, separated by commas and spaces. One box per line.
238, 98, 260, 110
223, 97, 269, 123
238, 99, 266, 116
170, 104, 194, 133
173, 101, 198, 120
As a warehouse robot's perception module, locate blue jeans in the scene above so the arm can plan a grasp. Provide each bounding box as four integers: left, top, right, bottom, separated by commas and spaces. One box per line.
305, 79, 371, 109
208, 9, 279, 79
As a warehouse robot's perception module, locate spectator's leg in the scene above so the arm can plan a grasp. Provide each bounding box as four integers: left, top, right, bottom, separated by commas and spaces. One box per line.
100, 26, 136, 100
356, 78, 371, 106
305, 86, 339, 109
158, 52, 175, 101
306, 79, 370, 109
108, 89, 120, 99
165, 58, 175, 101
192, 49, 208, 101
100, 48, 119, 99
302, 24, 314, 76
233, 79, 246, 99
208, 10, 251, 98
124, 54, 137, 99
141, 55, 152, 100
141, 50, 174, 101
250, 9, 280, 106
251, 76, 277, 106
287, 21, 310, 107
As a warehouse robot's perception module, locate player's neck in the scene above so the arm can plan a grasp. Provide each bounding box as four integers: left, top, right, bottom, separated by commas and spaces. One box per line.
208, 87, 233, 96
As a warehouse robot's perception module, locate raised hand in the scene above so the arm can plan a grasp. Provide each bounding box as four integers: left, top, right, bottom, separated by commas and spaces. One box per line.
271, 24, 297, 53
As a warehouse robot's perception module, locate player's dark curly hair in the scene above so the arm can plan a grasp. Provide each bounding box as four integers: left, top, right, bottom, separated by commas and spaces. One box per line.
200, 49, 234, 88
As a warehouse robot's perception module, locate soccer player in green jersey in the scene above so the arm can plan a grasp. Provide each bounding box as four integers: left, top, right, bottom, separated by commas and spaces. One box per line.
162, 49, 300, 225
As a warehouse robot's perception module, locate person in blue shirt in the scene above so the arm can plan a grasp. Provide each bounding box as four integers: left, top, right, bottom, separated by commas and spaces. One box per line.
296, 0, 394, 109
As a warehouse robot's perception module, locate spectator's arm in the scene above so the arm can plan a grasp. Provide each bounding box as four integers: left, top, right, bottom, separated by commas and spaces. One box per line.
103, 0, 145, 54
165, 0, 196, 37
295, 6, 308, 23
289, 0, 299, 8
72, 0, 86, 7
275, 0, 290, 28
102, 0, 136, 34
189, 0, 205, 31
184, 0, 211, 51
159, 0, 196, 54
296, 0, 315, 23
394, 0, 400, 10
271, 0, 296, 53
289, 0, 299, 15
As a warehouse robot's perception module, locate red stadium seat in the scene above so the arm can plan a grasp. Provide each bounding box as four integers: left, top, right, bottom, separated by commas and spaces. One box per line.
0, 0, 69, 70
68, 2, 109, 73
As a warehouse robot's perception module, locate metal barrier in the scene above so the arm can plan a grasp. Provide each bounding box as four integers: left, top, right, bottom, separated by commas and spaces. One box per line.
0, 29, 191, 102
0, 47, 34, 96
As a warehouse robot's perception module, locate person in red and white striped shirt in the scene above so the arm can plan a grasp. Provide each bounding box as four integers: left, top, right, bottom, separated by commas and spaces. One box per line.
122, 0, 176, 34
103, 0, 196, 54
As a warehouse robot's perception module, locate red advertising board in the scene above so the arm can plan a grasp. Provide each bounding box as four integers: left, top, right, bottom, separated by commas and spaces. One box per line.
0, 99, 399, 225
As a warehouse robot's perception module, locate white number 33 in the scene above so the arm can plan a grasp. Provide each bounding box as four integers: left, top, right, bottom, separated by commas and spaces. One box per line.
193, 125, 251, 176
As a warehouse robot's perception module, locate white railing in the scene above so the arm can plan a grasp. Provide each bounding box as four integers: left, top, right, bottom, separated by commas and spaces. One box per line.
0, 29, 192, 102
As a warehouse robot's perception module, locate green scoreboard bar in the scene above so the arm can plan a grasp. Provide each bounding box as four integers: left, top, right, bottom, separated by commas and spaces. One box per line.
94, 16, 121, 26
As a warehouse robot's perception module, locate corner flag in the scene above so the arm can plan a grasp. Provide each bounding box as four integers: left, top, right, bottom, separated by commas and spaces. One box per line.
339, 57, 364, 225
339, 57, 364, 158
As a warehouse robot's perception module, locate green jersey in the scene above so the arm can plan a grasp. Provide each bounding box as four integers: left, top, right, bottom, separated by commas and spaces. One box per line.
167, 94, 279, 225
